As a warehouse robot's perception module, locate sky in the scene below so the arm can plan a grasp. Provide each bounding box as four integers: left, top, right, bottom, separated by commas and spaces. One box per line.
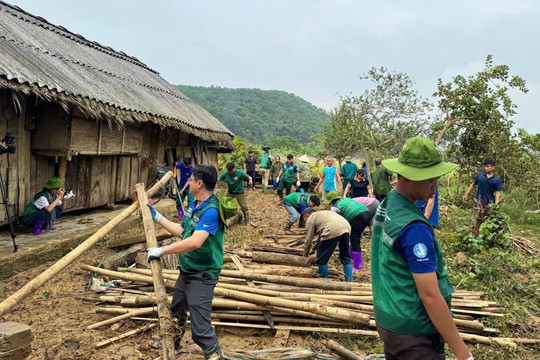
7, 0, 539, 133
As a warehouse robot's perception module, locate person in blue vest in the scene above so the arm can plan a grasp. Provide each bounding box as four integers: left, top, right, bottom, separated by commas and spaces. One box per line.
146, 165, 225, 360
314, 156, 342, 201
173, 157, 195, 219
416, 189, 439, 227
462, 158, 502, 209
372, 137, 472, 360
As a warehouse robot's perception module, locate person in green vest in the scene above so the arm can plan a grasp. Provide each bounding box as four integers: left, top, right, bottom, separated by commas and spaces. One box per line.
371, 137, 472, 360
270, 155, 282, 193
276, 154, 300, 200
23, 177, 67, 235
371, 158, 394, 201
283, 191, 320, 233
324, 191, 371, 271
146, 165, 225, 360
218, 162, 253, 225
258, 146, 272, 193
302, 207, 353, 282
297, 155, 312, 192
340, 156, 359, 195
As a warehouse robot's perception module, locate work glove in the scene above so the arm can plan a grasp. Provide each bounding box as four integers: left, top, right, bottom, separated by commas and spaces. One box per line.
147, 247, 164, 262
147, 203, 163, 222
275, 177, 279, 183
296, 181, 301, 186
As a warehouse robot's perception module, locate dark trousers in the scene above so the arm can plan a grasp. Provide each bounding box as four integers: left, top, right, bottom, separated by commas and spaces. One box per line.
24, 207, 62, 227
316, 233, 351, 265
171, 272, 220, 356
349, 211, 371, 252
375, 194, 387, 202
246, 170, 256, 188
277, 181, 293, 199
376, 324, 445, 360
299, 181, 310, 192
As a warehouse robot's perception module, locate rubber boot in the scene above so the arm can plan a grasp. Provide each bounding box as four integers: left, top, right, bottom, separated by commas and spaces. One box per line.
178, 208, 184, 219
318, 264, 329, 278
343, 263, 353, 282
262, 185, 267, 193
32, 220, 46, 236
298, 216, 306, 228
204, 343, 223, 360
284, 220, 294, 234
349, 244, 363, 271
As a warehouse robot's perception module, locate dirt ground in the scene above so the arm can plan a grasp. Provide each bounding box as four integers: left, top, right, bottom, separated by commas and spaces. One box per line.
0, 189, 373, 360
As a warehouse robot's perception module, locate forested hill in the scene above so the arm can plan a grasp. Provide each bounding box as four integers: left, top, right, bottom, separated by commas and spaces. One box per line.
176, 85, 329, 145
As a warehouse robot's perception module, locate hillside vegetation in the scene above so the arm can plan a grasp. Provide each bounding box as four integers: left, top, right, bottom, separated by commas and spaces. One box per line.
176, 85, 329, 145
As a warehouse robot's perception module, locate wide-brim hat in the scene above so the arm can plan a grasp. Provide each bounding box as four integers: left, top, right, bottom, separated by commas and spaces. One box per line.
298, 155, 310, 163
323, 191, 341, 204
262, 146, 271, 150
344, 156, 352, 161
383, 137, 457, 181
44, 177, 63, 189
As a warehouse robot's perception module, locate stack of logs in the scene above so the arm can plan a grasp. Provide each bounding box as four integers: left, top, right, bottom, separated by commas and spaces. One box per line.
81, 231, 540, 353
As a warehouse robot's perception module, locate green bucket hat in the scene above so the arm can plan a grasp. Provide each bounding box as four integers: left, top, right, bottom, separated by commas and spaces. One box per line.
382, 137, 457, 181
323, 191, 341, 205
44, 177, 63, 189
344, 156, 352, 161
218, 189, 239, 226
262, 146, 270, 150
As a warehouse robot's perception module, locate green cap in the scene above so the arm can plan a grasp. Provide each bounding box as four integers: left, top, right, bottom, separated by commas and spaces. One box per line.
323, 191, 341, 205
44, 177, 63, 189
344, 156, 352, 161
382, 137, 457, 181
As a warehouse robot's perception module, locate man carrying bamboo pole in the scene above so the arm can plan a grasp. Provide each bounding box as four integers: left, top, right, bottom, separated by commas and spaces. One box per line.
146, 165, 224, 360
371, 137, 473, 360
302, 208, 353, 282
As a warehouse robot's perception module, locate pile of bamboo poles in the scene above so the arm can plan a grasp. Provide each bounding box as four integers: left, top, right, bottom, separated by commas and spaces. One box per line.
81, 234, 540, 350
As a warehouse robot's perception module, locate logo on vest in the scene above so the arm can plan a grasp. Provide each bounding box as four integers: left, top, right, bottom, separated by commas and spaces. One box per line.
413, 243, 428, 259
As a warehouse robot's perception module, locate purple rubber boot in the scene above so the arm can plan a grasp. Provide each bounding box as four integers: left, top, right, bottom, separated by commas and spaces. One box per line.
349, 244, 363, 271
178, 208, 184, 219
32, 220, 46, 236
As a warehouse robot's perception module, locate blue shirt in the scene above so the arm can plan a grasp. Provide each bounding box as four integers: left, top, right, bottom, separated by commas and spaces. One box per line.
175, 162, 194, 187
415, 189, 439, 227
474, 172, 502, 205
323, 166, 338, 191
180, 197, 220, 235
393, 221, 437, 274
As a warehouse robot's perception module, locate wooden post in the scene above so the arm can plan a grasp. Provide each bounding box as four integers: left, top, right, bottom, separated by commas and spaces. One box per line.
97, 119, 103, 155
107, 156, 118, 208
322, 339, 362, 360
58, 157, 67, 188
135, 183, 176, 360
0, 171, 173, 317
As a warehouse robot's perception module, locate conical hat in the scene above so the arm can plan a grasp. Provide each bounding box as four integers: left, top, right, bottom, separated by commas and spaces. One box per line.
298, 155, 310, 163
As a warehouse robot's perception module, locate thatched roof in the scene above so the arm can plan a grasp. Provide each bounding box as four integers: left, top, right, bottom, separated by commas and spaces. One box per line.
0, 1, 234, 147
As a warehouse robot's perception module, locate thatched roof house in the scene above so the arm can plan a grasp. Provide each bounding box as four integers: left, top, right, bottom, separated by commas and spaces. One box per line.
0, 1, 234, 221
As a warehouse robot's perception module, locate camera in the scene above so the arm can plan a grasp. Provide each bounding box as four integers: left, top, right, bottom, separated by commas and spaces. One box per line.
0, 132, 16, 154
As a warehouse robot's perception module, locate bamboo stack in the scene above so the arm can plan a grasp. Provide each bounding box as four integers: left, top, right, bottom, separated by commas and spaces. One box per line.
80, 237, 540, 349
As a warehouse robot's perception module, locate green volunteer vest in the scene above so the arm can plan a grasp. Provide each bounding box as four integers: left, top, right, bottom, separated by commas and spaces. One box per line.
371, 190, 454, 336
298, 163, 311, 182
260, 153, 271, 169
284, 192, 311, 208
23, 190, 55, 224
282, 163, 296, 183
335, 198, 368, 221
341, 162, 359, 180
180, 195, 225, 279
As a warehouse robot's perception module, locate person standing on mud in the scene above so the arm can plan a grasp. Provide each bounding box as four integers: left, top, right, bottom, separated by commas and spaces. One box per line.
219, 162, 253, 225
173, 157, 195, 219
276, 154, 300, 200
462, 158, 502, 208
146, 165, 225, 360
259, 146, 272, 193
371, 158, 393, 201
372, 137, 472, 360
244, 150, 257, 190
270, 156, 282, 193
340, 156, 359, 194
297, 155, 312, 192
314, 156, 342, 201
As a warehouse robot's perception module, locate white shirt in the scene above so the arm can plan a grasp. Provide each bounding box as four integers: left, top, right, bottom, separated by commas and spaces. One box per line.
34, 196, 62, 209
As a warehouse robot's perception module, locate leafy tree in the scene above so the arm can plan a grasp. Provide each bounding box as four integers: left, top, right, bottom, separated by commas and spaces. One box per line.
322, 67, 432, 162
217, 137, 261, 173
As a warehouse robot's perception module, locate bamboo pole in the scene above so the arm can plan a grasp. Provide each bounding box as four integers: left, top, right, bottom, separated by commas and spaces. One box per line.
251, 251, 312, 267
212, 322, 378, 336
88, 307, 157, 329
0, 171, 173, 317
136, 183, 175, 360
95, 323, 158, 348
322, 339, 362, 360
459, 333, 517, 347
214, 287, 370, 325
81, 264, 176, 288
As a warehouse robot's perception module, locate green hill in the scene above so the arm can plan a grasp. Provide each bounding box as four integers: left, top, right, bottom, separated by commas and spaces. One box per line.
176, 85, 329, 145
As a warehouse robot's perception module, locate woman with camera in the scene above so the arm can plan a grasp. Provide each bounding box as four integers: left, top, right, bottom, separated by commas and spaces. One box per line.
23, 177, 68, 235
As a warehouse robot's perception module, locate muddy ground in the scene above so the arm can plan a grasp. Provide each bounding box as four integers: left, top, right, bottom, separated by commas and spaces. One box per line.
1, 189, 374, 360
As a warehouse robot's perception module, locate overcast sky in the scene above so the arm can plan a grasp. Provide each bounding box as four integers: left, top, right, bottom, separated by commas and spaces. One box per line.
8, 0, 539, 133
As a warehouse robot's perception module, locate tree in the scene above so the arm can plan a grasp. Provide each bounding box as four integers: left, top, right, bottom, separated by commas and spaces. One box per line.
322, 67, 431, 162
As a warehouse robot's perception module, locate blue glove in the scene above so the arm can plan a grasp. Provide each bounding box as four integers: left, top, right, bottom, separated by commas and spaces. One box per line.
147, 247, 163, 262
299, 204, 307, 214
147, 203, 163, 222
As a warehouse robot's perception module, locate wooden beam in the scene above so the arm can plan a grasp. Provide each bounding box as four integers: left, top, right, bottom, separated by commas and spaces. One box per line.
97, 119, 103, 155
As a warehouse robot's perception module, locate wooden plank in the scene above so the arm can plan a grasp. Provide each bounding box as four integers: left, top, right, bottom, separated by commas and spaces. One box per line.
17, 96, 31, 216
97, 119, 103, 155
30, 103, 69, 151
108, 156, 118, 207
